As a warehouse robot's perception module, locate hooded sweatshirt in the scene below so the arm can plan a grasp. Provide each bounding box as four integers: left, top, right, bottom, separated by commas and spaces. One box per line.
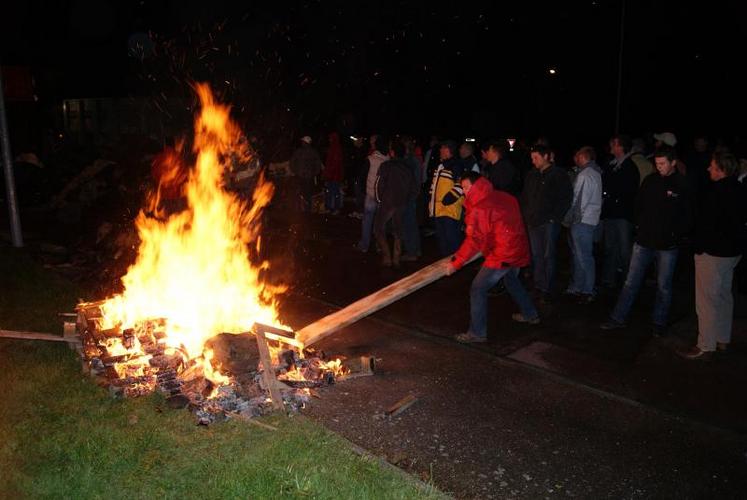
452, 177, 531, 270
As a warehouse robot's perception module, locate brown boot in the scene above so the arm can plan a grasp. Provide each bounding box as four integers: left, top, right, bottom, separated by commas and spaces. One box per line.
376, 236, 392, 267
392, 238, 402, 267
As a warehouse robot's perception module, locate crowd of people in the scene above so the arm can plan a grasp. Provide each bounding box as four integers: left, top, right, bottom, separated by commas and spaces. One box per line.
286, 131, 747, 361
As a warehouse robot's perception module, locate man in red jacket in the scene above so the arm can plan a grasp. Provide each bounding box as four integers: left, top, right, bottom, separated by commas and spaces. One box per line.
446, 172, 540, 343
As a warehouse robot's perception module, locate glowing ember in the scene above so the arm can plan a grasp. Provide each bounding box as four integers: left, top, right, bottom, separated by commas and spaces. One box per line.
98, 83, 287, 361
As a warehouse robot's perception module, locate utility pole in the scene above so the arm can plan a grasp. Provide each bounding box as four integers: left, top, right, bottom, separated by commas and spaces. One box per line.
614, 0, 626, 134
0, 66, 24, 247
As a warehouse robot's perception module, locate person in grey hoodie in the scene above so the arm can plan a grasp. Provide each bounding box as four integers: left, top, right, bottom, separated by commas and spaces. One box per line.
564, 146, 603, 303
356, 135, 390, 252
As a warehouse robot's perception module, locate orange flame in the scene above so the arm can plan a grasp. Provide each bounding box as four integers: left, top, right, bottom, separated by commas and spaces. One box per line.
99, 83, 286, 360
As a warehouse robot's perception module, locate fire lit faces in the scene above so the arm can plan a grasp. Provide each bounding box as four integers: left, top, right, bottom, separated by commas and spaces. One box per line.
440, 145, 453, 161
708, 158, 727, 181
530, 152, 552, 170
610, 138, 625, 158
481, 147, 499, 164
461, 177, 474, 195
654, 156, 677, 177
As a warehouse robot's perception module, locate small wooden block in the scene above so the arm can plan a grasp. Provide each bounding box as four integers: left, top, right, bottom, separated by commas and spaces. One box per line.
385, 394, 419, 418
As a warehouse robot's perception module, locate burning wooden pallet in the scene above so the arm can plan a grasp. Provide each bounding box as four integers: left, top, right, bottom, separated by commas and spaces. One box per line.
67, 302, 373, 424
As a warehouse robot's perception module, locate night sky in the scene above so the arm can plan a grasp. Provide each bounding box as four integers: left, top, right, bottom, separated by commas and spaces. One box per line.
2, 1, 746, 150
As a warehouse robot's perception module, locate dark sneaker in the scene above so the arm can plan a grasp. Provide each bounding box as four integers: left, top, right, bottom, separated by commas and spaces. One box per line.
600, 320, 626, 330
678, 346, 713, 361
511, 313, 541, 325
454, 332, 487, 343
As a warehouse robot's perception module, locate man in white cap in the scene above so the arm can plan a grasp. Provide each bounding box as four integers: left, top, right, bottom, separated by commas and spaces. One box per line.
653, 132, 677, 148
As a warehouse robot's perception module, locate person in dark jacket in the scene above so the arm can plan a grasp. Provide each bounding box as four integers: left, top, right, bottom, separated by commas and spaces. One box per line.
601, 145, 693, 335
373, 141, 416, 267
446, 173, 539, 343
290, 136, 323, 212
601, 134, 640, 288
481, 139, 520, 196
680, 152, 747, 359
521, 144, 573, 301
458, 142, 481, 174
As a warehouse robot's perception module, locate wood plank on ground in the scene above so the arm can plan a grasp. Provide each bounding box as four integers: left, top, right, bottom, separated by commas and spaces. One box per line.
0, 329, 79, 343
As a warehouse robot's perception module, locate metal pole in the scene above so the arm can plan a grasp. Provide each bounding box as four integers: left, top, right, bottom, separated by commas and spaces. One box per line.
614, 0, 626, 134
0, 66, 24, 247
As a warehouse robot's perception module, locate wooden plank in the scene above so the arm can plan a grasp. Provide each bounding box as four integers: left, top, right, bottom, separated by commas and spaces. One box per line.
297, 253, 481, 347
385, 394, 419, 418
0, 329, 79, 343
228, 412, 279, 431
255, 330, 285, 411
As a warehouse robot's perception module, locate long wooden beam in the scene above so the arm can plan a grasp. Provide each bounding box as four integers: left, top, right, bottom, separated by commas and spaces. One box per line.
0, 329, 79, 343
297, 253, 481, 347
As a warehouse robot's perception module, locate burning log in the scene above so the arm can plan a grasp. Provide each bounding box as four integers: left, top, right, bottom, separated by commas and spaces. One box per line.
297, 253, 481, 347
339, 355, 376, 380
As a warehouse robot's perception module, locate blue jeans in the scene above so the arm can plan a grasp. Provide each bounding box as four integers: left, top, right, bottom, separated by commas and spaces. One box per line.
434, 217, 463, 256
468, 267, 539, 338
528, 222, 561, 294
568, 223, 597, 295
357, 196, 378, 251
324, 181, 341, 211
602, 218, 634, 287
402, 199, 421, 256
610, 243, 678, 326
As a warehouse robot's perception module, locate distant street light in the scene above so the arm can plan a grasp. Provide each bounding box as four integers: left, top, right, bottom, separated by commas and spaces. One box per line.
548, 68, 557, 75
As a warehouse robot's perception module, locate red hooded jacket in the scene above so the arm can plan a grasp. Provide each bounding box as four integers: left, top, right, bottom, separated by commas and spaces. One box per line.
452, 177, 530, 270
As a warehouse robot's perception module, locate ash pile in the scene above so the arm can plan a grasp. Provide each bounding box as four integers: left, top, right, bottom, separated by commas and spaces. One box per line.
75, 302, 372, 425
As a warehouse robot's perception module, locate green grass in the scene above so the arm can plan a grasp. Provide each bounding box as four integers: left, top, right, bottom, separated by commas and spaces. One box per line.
0, 248, 445, 499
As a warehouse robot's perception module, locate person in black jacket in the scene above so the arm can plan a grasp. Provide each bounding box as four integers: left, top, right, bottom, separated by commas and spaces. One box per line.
521, 144, 573, 301
600, 134, 640, 288
680, 152, 747, 359
373, 140, 416, 267
601, 145, 693, 336
482, 139, 520, 196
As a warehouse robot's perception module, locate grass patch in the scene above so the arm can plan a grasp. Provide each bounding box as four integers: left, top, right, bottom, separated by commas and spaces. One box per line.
0, 248, 444, 499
